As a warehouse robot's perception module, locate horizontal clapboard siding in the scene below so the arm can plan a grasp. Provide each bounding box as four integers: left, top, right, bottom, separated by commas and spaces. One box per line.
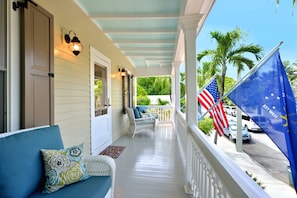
36, 0, 134, 154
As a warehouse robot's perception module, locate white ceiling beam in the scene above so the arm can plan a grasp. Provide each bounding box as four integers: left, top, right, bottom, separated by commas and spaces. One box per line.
128, 55, 172, 58
104, 29, 177, 34
90, 14, 179, 20
145, 59, 172, 63
113, 40, 175, 44
124, 51, 173, 55
121, 47, 173, 51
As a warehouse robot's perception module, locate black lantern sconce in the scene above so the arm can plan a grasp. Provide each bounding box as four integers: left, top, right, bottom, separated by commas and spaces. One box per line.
118, 68, 126, 77
64, 31, 83, 56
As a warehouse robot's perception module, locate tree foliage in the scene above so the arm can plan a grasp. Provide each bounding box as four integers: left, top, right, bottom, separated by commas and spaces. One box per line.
283, 60, 297, 98
136, 76, 171, 105
198, 117, 214, 136
197, 28, 263, 97
137, 76, 171, 95
180, 72, 186, 112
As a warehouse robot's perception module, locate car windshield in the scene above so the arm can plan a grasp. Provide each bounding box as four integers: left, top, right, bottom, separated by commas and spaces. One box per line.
230, 124, 245, 131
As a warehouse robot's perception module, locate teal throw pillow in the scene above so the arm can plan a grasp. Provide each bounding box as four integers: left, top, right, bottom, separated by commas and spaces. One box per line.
133, 108, 141, 119
41, 144, 91, 193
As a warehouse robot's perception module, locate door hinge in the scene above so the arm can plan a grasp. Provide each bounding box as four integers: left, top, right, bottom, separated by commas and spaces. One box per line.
48, 73, 54, 78
12, 0, 38, 11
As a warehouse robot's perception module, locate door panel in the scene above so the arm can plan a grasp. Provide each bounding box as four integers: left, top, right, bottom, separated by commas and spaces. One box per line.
90, 47, 112, 155
33, 76, 50, 126
22, 4, 54, 128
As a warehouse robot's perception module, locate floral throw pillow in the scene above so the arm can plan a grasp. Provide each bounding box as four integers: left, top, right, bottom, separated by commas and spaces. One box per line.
41, 144, 91, 193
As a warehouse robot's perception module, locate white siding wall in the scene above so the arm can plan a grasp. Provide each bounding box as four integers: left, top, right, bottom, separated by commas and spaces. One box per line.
35, 0, 132, 153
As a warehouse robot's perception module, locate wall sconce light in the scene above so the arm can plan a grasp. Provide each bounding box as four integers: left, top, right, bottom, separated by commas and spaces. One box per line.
64, 30, 83, 56
118, 68, 126, 77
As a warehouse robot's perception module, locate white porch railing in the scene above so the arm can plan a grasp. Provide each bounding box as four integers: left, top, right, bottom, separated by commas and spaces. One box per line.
174, 110, 270, 198
146, 105, 173, 123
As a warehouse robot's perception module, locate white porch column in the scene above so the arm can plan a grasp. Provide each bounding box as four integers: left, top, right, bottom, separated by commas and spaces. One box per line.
172, 61, 182, 112
180, 14, 201, 194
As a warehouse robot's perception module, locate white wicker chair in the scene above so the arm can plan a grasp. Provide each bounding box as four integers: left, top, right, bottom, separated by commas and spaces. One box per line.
84, 155, 116, 198
126, 107, 156, 138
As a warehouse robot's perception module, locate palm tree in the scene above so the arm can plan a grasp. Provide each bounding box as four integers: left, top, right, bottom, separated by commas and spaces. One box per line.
152, 76, 171, 95
197, 28, 263, 97
283, 60, 297, 97
197, 62, 221, 88
283, 60, 297, 82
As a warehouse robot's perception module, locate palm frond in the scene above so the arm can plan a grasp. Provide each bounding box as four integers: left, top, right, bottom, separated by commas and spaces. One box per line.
197, 49, 215, 61
230, 55, 254, 70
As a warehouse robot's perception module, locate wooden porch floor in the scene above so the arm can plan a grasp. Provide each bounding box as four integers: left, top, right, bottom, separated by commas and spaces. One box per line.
112, 123, 192, 198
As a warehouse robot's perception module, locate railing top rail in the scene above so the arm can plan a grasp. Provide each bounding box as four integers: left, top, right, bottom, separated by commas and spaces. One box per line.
144, 105, 173, 108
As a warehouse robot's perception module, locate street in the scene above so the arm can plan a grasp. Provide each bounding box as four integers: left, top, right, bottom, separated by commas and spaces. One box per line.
243, 132, 290, 185
225, 114, 292, 185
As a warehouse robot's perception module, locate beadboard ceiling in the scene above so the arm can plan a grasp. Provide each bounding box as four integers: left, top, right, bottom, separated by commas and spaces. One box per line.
75, 0, 215, 76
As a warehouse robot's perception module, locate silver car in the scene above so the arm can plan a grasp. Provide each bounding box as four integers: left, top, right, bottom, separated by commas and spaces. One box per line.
224, 121, 252, 143
245, 119, 263, 132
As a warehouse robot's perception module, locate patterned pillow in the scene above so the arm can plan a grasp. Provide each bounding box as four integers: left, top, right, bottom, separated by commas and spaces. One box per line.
41, 144, 91, 193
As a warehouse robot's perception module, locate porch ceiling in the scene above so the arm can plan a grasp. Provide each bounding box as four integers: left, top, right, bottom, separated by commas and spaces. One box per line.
74, 0, 215, 76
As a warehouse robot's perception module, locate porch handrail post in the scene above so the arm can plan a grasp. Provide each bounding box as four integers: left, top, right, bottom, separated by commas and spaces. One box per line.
180, 14, 202, 194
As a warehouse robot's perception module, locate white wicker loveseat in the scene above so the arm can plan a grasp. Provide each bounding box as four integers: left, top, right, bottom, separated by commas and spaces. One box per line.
126, 107, 156, 138
0, 125, 115, 198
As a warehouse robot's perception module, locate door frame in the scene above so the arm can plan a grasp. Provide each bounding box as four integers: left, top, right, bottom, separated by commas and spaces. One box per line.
90, 47, 112, 155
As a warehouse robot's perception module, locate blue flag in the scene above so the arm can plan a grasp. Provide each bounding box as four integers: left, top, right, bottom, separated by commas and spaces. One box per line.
228, 50, 297, 192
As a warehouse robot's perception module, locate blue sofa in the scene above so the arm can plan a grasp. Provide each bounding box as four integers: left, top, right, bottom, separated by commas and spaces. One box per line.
0, 125, 115, 198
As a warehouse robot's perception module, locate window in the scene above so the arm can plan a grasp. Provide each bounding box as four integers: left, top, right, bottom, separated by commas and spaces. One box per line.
94, 64, 108, 116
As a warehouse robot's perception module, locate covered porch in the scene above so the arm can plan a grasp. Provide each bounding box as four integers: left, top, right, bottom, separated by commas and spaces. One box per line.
2, 0, 270, 197
113, 108, 269, 197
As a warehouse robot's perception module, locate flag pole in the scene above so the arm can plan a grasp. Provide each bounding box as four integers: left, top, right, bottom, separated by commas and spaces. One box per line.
224, 41, 283, 97
199, 41, 284, 121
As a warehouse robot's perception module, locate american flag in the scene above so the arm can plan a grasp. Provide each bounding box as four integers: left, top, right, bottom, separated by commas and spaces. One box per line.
198, 78, 229, 136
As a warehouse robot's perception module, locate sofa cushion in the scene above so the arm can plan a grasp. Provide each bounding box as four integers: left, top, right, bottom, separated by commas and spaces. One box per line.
133, 107, 141, 119
0, 125, 64, 198
41, 144, 90, 193
29, 176, 111, 198
136, 106, 148, 113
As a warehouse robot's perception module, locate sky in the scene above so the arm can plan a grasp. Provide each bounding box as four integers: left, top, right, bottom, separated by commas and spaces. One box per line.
195, 0, 297, 79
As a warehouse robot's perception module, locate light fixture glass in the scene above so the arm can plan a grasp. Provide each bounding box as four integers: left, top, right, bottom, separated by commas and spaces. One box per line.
64, 31, 83, 56
121, 68, 126, 77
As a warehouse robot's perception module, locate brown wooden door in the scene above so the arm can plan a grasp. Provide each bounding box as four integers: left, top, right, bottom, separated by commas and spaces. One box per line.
22, 3, 54, 128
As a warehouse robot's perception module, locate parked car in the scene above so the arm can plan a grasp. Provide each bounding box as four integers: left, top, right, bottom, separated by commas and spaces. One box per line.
241, 112, 250, 120
224, 120, 252, 143
251, 115, 270, 129
244, 119, 263, 132
225, 106, 236, 116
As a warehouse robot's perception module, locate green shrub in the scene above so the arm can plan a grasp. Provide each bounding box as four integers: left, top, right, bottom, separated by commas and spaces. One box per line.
137, 96, 150, 105
198, 117, 213, 136
245, 171, 265, 189
157, 98, 169, 105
